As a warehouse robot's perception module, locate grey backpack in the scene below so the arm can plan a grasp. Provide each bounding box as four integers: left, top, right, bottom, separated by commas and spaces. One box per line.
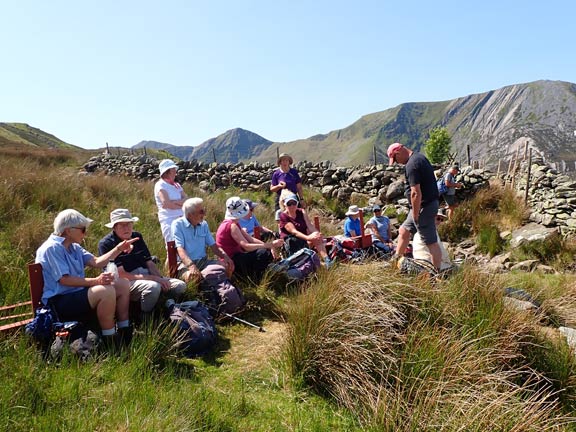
200, 264, 246, 315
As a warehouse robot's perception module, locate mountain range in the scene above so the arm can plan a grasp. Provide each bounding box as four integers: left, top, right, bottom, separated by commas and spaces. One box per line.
3, 80, 576, 171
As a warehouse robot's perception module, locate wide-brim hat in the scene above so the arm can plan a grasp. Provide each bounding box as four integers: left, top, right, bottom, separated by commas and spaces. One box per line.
277, 153, 293, 165
159, 159, 178, 176
345, 205, 360, 216
225, 196, 250, 219
105, 208, 139, 228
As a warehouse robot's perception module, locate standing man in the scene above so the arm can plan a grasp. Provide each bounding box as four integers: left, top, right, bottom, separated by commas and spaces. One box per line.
387, 143, 442, 270
442, 165, 463, 220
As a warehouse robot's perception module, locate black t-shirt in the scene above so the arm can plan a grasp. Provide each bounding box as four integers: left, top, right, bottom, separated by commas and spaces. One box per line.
405, 152, 439, 206
98, 231, 152, 273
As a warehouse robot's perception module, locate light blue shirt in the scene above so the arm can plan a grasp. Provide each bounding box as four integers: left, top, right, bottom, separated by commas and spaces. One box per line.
368, 215, 391, 242
35, 234, 94, 305
344, 217, 361, 237
238, 215, 260, 236
172, 217, 216, 260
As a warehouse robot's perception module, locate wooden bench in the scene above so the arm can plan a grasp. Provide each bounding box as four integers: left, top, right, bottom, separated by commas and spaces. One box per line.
0, 263, 44, 332
167, 240, 179, 278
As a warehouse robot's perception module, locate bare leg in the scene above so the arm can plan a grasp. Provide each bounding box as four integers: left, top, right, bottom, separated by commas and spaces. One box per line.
395, 226, 411, 256
114, 278, 131, 322
87, 284, 117, 330
426, 242, 442, 270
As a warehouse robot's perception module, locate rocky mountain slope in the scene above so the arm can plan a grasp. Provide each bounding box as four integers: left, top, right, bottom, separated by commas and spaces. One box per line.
133, 128, 272, 163
256, 80, 576, 170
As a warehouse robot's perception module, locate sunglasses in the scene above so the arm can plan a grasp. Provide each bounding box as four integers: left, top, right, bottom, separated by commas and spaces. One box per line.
72, 226, 86, 233
435, 217, 445, 222
286, 201, 297, 207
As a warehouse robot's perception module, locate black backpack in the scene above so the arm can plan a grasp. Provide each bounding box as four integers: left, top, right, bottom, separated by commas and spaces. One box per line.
167, 300, 218, 357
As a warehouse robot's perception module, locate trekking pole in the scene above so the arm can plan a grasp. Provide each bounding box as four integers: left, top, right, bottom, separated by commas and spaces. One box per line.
222, 312, 265, 332
207, 305, 265, 332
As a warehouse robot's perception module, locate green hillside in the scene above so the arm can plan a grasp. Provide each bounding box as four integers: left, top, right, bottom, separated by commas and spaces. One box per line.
0, 122, 80, 149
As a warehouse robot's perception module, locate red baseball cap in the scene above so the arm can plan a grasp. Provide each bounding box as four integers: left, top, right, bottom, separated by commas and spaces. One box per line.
387, 143, 403, 165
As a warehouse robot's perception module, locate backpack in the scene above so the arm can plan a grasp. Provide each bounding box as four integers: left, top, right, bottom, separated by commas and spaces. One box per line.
199, 264, 246, 315
26, 307, 97, 360
25, 306, 58, 349
269, 248, 321, 281
437, 176, 448, 196
167, 300, 218, 357
327, 237, 368, 263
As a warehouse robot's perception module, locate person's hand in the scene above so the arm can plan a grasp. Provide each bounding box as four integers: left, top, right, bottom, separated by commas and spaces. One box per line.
186, 265, 202, 284
279, 181, 286, 189
271, 239, 284, 248
299, 199, 307, 209
98, 272, 115, 286
117, 237, 139, 254
157, 277, 171, 292
308, 231, 322, 241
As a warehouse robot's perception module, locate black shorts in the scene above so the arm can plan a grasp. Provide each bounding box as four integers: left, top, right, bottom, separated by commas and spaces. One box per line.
50, 288, 95, 322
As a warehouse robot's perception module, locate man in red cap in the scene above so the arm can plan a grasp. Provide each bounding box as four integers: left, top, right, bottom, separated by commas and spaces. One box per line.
387, 143, 441, 269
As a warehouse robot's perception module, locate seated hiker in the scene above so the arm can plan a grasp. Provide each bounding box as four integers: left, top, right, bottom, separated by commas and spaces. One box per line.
366, 204, 395, 254
35, 209, 137, 349
343, 205, 362, 237
412, 210, 453, 272
238, 199, 279, 241
172, 197, 235, 284
98, 208, 186, 320
216, 197, 284, 282
279, 193, 331, 267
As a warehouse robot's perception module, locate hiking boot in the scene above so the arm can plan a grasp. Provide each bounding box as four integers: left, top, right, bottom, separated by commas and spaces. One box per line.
99, 333, 121, 355
117, 325, 133, 347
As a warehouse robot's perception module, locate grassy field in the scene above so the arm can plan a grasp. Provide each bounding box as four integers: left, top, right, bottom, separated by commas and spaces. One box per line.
1, 147, 576, 431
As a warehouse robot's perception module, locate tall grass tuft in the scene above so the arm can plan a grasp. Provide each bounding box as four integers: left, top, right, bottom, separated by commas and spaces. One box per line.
282, 263, 576, 429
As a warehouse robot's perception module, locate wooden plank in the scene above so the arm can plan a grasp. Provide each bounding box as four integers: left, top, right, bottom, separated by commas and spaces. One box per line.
167, 240, 178, 278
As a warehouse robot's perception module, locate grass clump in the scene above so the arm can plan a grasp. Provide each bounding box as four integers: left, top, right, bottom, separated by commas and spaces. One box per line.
282, 263, 576, 429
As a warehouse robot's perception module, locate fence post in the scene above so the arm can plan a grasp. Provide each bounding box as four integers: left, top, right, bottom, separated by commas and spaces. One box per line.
524, 148, 532, 204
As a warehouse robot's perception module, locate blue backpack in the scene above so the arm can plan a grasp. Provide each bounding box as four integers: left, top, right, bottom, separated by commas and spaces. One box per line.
167, 300, 218, 357
437, 176, 448, 195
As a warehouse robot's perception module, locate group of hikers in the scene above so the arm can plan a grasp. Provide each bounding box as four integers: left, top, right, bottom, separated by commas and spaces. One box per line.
34, 146, 460, 353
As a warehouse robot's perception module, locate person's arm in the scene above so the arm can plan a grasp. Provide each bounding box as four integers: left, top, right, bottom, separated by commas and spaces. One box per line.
88, 238, 139, 268
177, 246, 203, 281
368, 222, 385, 243
158, 189, 185, 210
231, 223, 281, 251
301, 210, 322, 241
410, 184, 422, 223
209, 244, 235, 272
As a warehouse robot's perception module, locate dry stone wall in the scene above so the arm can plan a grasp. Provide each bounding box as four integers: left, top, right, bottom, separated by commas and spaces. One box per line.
83, 154, 490, 212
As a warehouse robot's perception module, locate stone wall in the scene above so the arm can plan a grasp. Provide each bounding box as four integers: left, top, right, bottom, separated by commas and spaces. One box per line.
505, 156, 576, 235
83, 154, 491, 212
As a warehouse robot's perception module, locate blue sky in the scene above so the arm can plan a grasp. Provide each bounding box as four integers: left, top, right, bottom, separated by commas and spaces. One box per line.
1, 1, 575, 149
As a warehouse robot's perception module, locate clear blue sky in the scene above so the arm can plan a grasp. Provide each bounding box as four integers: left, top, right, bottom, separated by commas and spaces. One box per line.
1, 1, 574, 149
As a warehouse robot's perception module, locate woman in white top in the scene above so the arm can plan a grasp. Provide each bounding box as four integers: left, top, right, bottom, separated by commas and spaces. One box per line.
154, 159, 187, 242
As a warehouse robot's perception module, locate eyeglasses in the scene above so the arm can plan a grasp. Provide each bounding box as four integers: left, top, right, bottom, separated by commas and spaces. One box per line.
72, 226, 86, 233
374, 209, 382, 213
286, 201, 297, 207
435, 217, 445, 223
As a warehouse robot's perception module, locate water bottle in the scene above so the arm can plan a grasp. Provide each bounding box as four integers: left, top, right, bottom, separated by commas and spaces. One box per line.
105, 261, 119, 281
